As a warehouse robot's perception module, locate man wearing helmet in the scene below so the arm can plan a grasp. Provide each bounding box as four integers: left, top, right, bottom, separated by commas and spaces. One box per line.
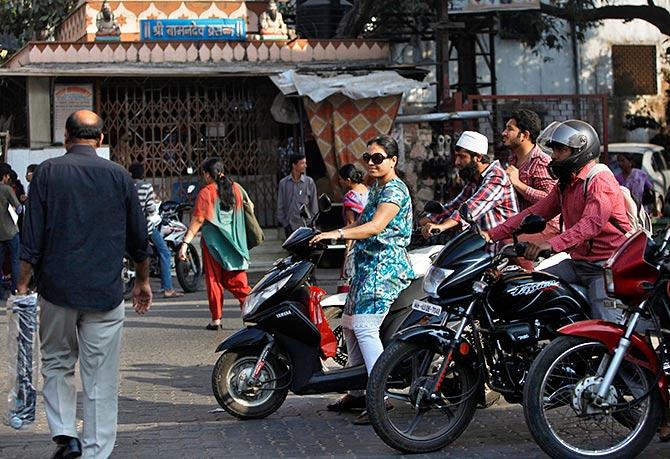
485, 120, 629, 320
420, 130, 519, 237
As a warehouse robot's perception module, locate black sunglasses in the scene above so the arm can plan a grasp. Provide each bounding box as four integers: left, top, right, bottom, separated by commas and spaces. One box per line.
362, 152, 389, 165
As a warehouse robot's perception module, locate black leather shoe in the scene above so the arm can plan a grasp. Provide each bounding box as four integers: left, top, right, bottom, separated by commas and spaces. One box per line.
51, 436, 82, 459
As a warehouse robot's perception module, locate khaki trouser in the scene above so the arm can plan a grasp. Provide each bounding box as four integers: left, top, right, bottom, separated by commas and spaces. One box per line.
40, 298, 125, 459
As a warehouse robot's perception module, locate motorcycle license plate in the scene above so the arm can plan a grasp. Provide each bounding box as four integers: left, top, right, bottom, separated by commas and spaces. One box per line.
412, 299, 442, 316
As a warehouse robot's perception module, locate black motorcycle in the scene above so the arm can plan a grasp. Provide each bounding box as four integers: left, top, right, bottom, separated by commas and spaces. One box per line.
211, 196, 437, 420
365, 211, 592, 454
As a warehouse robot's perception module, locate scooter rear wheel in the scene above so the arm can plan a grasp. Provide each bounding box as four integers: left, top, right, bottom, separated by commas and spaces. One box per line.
212, 348, 290, 420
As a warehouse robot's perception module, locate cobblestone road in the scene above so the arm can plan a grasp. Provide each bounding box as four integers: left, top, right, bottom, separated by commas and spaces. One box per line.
1, 273, 668, 458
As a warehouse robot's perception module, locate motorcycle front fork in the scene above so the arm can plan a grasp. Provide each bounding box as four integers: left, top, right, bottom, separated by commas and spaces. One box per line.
593, 307, 643, 405
427, 295, 479, 400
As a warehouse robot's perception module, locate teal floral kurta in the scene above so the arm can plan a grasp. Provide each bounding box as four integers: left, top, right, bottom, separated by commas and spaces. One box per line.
342, 178, 414, 330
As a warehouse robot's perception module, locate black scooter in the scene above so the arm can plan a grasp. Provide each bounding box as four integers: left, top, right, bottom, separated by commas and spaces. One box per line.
211, 196, 436, 419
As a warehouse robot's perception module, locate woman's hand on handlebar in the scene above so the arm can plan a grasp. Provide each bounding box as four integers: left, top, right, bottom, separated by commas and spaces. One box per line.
310, 230, 338, 246
421, 222, 443, 238
521, 241, 552, 261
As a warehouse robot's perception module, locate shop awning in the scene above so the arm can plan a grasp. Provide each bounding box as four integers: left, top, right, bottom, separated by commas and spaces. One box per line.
270, 69, 429, 103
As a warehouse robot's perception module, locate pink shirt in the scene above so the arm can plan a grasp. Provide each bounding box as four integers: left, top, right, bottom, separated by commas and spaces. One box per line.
489, 161, 630, 262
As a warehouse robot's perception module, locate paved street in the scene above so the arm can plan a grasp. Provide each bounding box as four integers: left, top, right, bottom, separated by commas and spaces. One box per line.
1, 270, 668, 459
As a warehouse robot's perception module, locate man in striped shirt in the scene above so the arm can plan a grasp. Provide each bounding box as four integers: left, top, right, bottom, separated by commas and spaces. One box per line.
421, 131, 519, 237
129, 163, 183, 298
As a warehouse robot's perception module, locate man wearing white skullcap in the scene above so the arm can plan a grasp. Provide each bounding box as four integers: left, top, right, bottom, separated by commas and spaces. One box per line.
421, 130, 519, 237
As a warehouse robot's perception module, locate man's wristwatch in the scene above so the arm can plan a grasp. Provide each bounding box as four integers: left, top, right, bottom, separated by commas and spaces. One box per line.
337, 229, 345, 240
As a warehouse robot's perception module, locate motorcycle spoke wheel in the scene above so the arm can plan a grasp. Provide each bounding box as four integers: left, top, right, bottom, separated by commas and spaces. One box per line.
175, 243, 201, 293
366, 341, 477, 454
524, 336, 663, 459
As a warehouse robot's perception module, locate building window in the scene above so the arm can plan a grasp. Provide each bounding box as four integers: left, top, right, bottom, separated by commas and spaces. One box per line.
612, 45, 657, 96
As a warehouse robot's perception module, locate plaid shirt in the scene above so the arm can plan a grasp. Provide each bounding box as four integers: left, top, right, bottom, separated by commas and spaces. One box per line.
510, 145, 556, 208
434, 160, 519, 231
510, 144, 559, 231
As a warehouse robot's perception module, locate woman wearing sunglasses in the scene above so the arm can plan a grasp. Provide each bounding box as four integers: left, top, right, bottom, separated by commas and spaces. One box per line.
311, 134, 414, 424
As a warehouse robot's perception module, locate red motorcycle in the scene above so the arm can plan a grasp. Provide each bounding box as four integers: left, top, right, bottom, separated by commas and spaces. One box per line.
523, 229, 670, 458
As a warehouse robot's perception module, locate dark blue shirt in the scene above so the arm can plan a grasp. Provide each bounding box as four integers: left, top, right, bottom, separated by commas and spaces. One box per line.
20, 145, 149, 310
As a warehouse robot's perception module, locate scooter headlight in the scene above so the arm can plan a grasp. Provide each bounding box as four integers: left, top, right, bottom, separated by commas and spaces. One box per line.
423, 266, 454, 298
242, 275, 292, 318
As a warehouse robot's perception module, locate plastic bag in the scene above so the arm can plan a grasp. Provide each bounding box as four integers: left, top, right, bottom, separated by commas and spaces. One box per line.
6, 293, 39, 430
307, 286, 337, 359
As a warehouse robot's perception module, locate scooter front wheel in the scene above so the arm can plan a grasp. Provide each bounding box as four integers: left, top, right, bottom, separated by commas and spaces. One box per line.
212, 348, 290, 420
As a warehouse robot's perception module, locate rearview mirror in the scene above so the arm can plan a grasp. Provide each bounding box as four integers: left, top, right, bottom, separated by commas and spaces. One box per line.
318, 194, 332, 213
517, 214, 546, 235
299, 204, 311, 220
423, 200, 444, 215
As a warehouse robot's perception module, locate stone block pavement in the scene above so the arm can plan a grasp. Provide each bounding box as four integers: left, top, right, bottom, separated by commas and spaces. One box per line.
1, 269, 668, 458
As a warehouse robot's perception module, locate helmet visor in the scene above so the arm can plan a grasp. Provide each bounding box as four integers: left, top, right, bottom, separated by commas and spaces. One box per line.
537, 121, 588, 150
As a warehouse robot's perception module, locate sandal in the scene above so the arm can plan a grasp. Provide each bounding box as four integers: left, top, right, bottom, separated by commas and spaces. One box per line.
326, 394, 366, 412
352, 401, 393, 425
659, 416, 670, 442
163, 290, 184, 298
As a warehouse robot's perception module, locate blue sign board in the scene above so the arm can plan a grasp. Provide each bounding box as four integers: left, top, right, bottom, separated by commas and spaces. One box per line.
140, 18, 246, 41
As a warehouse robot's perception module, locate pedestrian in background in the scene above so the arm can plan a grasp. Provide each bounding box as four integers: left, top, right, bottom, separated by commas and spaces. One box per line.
179, 157, 251, 330
25, 163, 37, 196
129, 162, 183, 299
615, 153, 655, 213
311, 134, 414, 424
337, 163, 368, 292
277, 153, 318, 238
0, 163, 21, 295
17, 109, 152, 459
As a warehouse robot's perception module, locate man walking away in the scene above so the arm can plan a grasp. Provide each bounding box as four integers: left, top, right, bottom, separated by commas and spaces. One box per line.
17, 110, 152, 459
277, 153, 318, 238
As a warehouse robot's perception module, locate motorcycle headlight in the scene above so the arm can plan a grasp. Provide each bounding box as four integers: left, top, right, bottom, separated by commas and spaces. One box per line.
423, 266, 454, 298
242, 275, 292, 317
604, 267, 615, 295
